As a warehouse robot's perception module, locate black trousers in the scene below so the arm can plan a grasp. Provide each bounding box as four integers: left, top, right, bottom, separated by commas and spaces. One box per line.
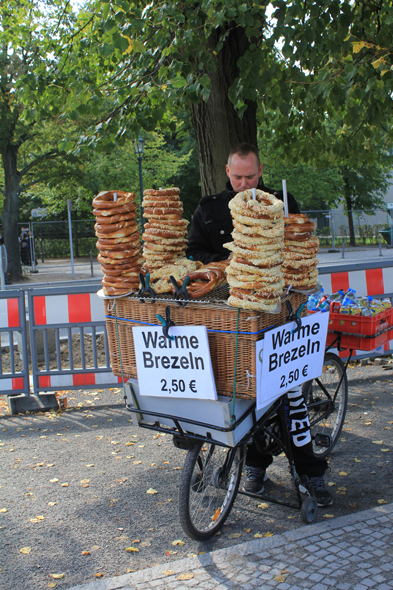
246, 385, 328, 478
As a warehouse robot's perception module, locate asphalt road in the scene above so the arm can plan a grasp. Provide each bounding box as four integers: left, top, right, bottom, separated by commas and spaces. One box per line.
1, 360, 393, 590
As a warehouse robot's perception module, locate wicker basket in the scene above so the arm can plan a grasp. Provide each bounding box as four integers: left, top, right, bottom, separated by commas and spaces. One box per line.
104, 290, 307, 399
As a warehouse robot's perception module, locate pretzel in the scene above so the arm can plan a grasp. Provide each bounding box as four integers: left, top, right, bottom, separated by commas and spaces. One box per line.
96, 241, 140, 253
94, 220, 137, 234
142, 233, 187, 245
282, 258, 319, 270
227, 275, 284, 290
144, 227, 186, 239
175, 270, 219, 299
285, 222, 315, 233
98, 253, 142, 266
97, 234, 140, 246
230, 190, 284, 217
145, 220, 188, 229
228, 294, 280, 311
101, 259, 144, 274
232, 230, 284, 245
284, 214, 310, 224
94, 204, 136, 217
142, 199, 182, 209
95, 226, 139, 240
143, 242, 186, 252
143, 208, 183, 218
233, 219, 282, 236
92, 191, 135, 209
144, 187, 180, 196
102, 286, 132, 297
93, 211, 136, 224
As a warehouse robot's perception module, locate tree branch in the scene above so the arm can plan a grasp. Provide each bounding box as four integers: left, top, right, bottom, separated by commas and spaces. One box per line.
19, 150, 60, 178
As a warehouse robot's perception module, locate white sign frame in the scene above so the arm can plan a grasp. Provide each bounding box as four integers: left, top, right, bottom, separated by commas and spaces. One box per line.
132, 325, 217, 400
256, 312, 329, 411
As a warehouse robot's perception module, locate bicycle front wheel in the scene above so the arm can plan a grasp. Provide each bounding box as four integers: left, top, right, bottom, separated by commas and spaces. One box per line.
179, 442, 244, 541
303, 352, 348, 458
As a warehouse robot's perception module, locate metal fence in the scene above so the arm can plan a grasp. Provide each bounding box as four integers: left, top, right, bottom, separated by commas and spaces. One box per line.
0, 283, 120, 398
304, 209, 393, 248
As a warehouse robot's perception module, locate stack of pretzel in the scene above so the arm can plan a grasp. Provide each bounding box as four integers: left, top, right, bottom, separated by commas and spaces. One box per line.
283, 214, 319, 289
224, 190, 285, 311
93, 191, 143, 297
141, 188, 189, 271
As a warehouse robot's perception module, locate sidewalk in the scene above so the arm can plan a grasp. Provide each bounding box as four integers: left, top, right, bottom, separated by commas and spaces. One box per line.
67, 503, 393, 590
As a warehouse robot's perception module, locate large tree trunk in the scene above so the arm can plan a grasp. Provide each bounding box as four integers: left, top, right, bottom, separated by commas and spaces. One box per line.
191, 25, 258, 197
343, 176, 356, 247
1, 145, 22, 281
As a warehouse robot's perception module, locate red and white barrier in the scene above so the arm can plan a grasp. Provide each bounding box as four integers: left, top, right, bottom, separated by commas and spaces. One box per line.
38, 372, 122, 389
319, 267, 393, 297
0, 377, 25, 392
0, 297, 20, 328
33, 293, 105, 325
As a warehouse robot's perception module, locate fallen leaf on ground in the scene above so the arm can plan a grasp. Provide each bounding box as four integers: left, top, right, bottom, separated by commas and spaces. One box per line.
177, 573, 194, 581
354, 458, 361, 462
381, 449, 390, 452
86, 464, 94, 467
49, 479, 58, 483
48, 502, 56, 506
254, 533, 263, 538
258, 503, 268, 509
378, 499, 387, 504
338, 472, 347, 476
81, 551, 90, 556
125, 547, 139, 552
140, 541, 151, 547
125, 442, 134, 446
372, 441, 383, 444
328, 482, 336, 487
228, 533, 241, 539
265, 532, 273, 537
244, 528, 251, 533
80, 479, 90, 484
146, 488, 158, 495
274, 575, 287, 582
133, 461, 142, 465
150, 463, 156, 466
172, 540, 185, 546
49, 574, 64, 579
138, 445, 145, 448
0, 508, 7, 513
131, 539, 140, 544
61, 483, 68, 487
48, 583, 56, 588
162, 570, 175, 576
324, 514, 334, 518
95, 573, 104, 578
20, 547, 32, 554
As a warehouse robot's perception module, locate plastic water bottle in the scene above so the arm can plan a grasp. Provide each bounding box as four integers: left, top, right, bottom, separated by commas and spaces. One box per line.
307, 288, 324, 311
341, 288, 356, 307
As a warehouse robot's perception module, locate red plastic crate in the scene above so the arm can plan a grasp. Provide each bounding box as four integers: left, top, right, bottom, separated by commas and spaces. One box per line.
326, 326, 393, 351
328, 307, 392, 336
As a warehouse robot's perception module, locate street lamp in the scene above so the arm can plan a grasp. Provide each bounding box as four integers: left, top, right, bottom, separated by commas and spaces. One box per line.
134, 134, 146, 230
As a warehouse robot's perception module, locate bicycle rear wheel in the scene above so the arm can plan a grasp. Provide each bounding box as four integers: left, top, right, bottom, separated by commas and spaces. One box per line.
179, 442, 244, 541
302, 352, 348, 458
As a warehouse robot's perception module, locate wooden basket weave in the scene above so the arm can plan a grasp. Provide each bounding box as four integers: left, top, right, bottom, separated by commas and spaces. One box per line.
105, 291, 307, 399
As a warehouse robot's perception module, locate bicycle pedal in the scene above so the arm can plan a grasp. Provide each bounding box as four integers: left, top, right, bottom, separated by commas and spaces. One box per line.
314, 433, 332, 448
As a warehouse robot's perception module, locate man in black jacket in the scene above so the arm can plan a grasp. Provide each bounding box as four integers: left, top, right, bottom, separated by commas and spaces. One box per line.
186, 144, 299, 264
186, 144, 332, 507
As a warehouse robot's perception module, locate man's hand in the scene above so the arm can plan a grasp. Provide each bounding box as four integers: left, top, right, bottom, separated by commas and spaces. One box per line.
227, 253, 233, 260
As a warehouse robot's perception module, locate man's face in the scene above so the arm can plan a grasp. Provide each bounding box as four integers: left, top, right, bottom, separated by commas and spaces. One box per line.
226, 153, 263, 192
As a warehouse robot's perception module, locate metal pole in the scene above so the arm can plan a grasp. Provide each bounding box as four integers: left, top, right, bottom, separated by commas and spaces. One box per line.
68, 199, 75, 279
378, 234, 383, 256
138, 156, 145, 232
330, 209, 335, 250
30, 222, 38, 273
342, 235, 346, 259
40, 228, 44, 263
0, 246, 5, 290
90, 251, 94, 277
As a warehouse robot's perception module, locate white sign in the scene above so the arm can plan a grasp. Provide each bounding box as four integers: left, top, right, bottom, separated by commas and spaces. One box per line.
31, 208, 48, 218
132, 325, 217, 400
387, 203, 393, 210
255, 312, 329, 410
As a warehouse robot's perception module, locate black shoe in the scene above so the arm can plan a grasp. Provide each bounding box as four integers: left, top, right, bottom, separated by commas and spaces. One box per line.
244, 466, 268, 494
299, 474, 332, 507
